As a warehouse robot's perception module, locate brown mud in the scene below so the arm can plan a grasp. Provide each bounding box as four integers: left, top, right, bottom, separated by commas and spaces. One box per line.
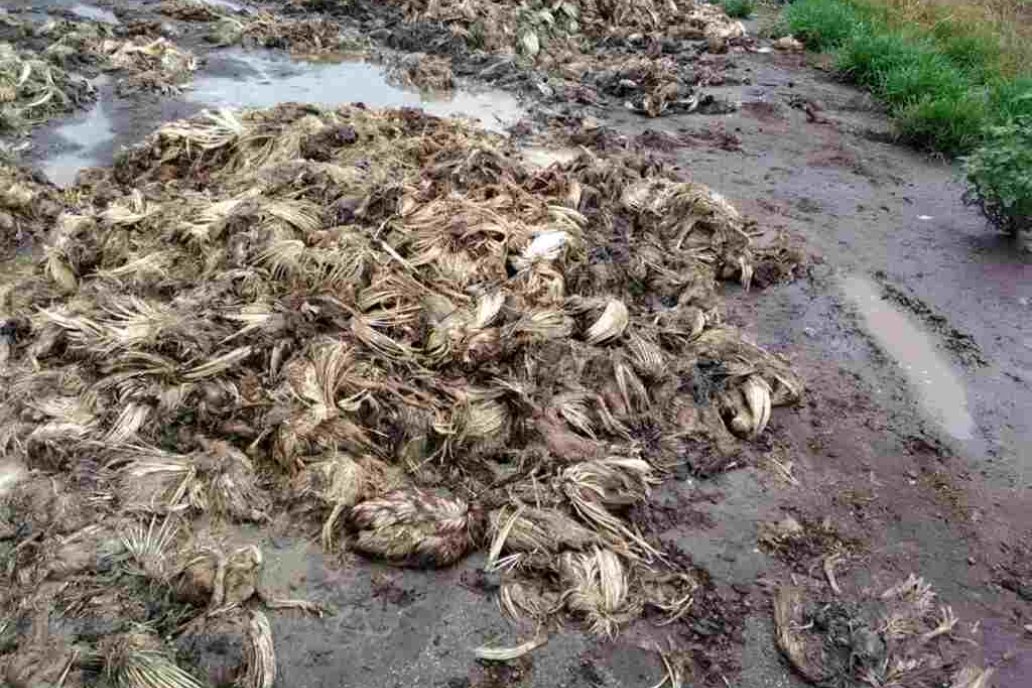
1, 1, 1030, 687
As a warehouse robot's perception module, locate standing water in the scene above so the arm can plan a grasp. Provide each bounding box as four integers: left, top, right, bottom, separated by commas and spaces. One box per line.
188, 50, 523, 133
69, 3, 119, 24
36, 50, 524, 186
41, 85, 116, 188
841, 274, 976, 441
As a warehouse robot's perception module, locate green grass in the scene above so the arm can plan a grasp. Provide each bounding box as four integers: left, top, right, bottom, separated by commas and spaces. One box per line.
722, 0, 756, 18
990, 77, 1032, 121
781, 0, 862, 50
783, 0, 1031, 233
898, 94, 989, 154
934, 31, 997, 81
784, 0, 1029, 152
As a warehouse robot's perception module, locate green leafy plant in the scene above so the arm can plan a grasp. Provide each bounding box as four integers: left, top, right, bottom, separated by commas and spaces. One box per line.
516, 0, 579, 58
722, 0, 755, 19
963, 116, 1032, 240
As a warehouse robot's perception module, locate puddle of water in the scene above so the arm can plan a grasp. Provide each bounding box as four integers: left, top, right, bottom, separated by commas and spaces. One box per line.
261, 537, 316, 598
189, 50, 523, 133
70, 3, 119, 24
37, 51, 523, 186
203, 0, 251, 13
841, 274, 975, 441
521, 146, 581, 169
41, 97, 115, 187
423, 90, 523, 133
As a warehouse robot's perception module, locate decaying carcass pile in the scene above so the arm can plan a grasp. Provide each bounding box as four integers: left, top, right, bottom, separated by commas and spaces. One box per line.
0, 103, 801, 683
8, 17, 198, 101
206, 11, 368, 55
161, 0, 228, 23
389, 0, 747, 114
0, 163, 64, 258
395, 0, 745, 56
105, 36, 199, 96
774, 576, 994, 688
0, 40, 95, 132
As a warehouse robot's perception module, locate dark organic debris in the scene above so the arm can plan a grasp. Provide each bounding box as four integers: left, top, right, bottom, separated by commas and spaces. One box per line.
773, 576, 988, 687
382, 0, 749, 116
161, 0, 226, 23
208, 12, 368, 55
758, 515, 861, 574
0, 41, 95, 132
390, 52, 454, 91
0, 164, 63, 257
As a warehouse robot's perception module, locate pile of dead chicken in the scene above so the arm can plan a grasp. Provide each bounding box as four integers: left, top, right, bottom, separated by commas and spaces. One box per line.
396, 0, 746, 56
0, 103, 801, 686
0, 16, 198, 124
389, 0, 747, 116
0, 163, 66, 258
0, 39, 95, 132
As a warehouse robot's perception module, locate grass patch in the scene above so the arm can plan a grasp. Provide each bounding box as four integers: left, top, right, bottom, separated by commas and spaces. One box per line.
783, 0, 1031, 233
990, 76, 1032, 121
870, 0, 1031, 79
897, 93, 988, 154
722, 0, 755, 19
782, 0, 863, 50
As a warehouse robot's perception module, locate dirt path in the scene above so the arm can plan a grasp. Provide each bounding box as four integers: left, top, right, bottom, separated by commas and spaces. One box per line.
626, 41, 1032, 688
2, 1, 1030, 686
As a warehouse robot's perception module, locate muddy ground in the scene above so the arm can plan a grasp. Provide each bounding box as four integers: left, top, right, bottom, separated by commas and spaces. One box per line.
1, 1, 1030, 686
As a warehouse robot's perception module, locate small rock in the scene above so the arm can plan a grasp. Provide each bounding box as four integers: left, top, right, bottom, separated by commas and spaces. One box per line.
773, 36, 804, 52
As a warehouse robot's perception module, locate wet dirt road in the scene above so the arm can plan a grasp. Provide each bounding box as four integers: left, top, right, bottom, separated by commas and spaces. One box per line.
629, 42, 1032, 688
2, 1, 1030, 686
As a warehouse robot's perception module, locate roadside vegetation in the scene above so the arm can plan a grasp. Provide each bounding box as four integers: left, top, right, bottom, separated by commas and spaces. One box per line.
722, 0, 756, 19
781, 0, 1032, 243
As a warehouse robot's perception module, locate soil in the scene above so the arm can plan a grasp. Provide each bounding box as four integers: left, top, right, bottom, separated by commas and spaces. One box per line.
1, 1, 1030, 687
